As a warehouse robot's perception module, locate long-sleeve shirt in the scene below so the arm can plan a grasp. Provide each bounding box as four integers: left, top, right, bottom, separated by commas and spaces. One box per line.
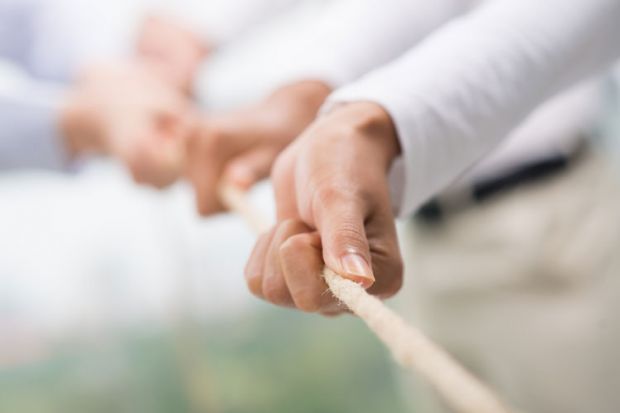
0, 0, 145, 82
151, 0, 309, 47
0, 0, 146, 170
0, 60, 67, 170
325, 0, 620, 217
0, 0, 466, 169
0, 0, 299, 170
278, 0, 470, 88
197, 0, 469, 108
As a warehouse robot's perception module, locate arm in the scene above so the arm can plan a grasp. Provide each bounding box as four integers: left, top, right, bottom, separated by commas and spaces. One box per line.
29, 0, 206, 94
0, 61, 68, 170
279, 0, 470, 88
186, 0, 468, 214
245, 0, 620, 313
152, 0, 304, 47
326, 0, 620, 216
26, 0, 146, 81
0, 60, 193, 182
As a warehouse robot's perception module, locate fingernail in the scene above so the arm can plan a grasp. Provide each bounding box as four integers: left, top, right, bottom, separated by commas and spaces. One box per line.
340, 253, 375, 288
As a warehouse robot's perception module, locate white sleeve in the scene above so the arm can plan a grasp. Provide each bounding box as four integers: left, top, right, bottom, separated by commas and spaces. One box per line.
151, 0, 304, 46
27, 0, 147, 81
325, 0, 620, 217
281, 0, 470, 88
0, 61, 68, 170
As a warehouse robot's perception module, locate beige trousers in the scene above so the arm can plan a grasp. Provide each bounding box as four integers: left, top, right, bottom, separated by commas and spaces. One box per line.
397, 152, 620, 413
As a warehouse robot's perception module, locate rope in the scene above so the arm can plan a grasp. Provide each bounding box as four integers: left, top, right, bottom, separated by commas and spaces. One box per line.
219, 185, 517, 413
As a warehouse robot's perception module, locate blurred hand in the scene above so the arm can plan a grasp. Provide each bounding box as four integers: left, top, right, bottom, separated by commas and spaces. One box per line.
245, 102, 403, 314
136, 14, 209, 94
186, 81, 331, 215
60, 63, 195, 187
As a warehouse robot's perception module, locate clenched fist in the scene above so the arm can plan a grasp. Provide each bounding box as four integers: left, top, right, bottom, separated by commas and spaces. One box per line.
245, 102, 404, 315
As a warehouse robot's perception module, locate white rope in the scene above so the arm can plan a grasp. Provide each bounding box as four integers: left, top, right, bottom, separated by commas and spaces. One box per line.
220, 185, 518, 413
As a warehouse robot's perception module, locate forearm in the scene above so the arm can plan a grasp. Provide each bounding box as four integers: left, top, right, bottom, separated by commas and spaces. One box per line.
281, 0, 470, 88
0, 98, 69, 171
153, 0, 302, 47
0, 62, 69, 170
327, 0, 620, 216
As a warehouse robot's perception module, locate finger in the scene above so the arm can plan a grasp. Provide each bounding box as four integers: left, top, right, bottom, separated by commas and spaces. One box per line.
186, 123, 226, 215
127, 137, 178, 188
223, 146, 279, 190
271, 146, 299, 220
279, 232, 340, 312
155, 110, 197, 174
244, 227, 277, 299
364, 203, 404, 299
116, 125, 178, 188
157, 106, 195, 143
140, 125, 186, 187
262, 219, 310, 308
320, 308, 349, 317
185, 126, 208, 209
312, 188, 375, 288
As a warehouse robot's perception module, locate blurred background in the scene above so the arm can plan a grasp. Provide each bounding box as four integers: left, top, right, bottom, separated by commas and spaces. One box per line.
0, 0, 410, 412
1, 0, 620, 412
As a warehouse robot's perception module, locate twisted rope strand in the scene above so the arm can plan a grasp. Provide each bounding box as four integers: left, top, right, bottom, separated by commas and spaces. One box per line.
220, 185, 517, 413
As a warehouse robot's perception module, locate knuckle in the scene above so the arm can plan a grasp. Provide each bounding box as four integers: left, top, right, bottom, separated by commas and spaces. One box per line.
279, 218, 299, 231
124, 150, 141, 171
129, 164, 148, 185
353, 186, 375, 207
245, 276, 263, 298
208, 129, 227, 147
293, 289, 321, 313
196, 203, 210, 216
243, 268, 263, 298
151, 179, 168, 190
185, 130, 201, 153
199, 126, 226, 152
262, 278, 289, 306
312, 183, 374, 216
313, 184, 345, 206
328, 224, 368, 254
336, 223, 366, 241
271, 153, 290, 184
195, 196, 216, 216
278, 219, 309, 238
279, 233, 309, 254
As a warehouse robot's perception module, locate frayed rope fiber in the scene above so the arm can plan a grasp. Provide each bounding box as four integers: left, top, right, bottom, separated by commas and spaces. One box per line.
220, 185, 518, 413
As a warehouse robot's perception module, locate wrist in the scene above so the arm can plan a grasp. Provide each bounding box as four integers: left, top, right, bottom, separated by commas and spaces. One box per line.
331, 102, 401, 170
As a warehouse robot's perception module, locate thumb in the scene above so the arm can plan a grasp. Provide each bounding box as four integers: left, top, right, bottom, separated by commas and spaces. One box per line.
223, 147, 279, 190
314, 194, 375, 288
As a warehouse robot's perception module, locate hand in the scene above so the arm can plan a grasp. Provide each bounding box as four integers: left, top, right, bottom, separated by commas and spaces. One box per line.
136, 14, 209, 94
245, 102, 403, 314
186, 81, 331, 215
60, 62, 194, 187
